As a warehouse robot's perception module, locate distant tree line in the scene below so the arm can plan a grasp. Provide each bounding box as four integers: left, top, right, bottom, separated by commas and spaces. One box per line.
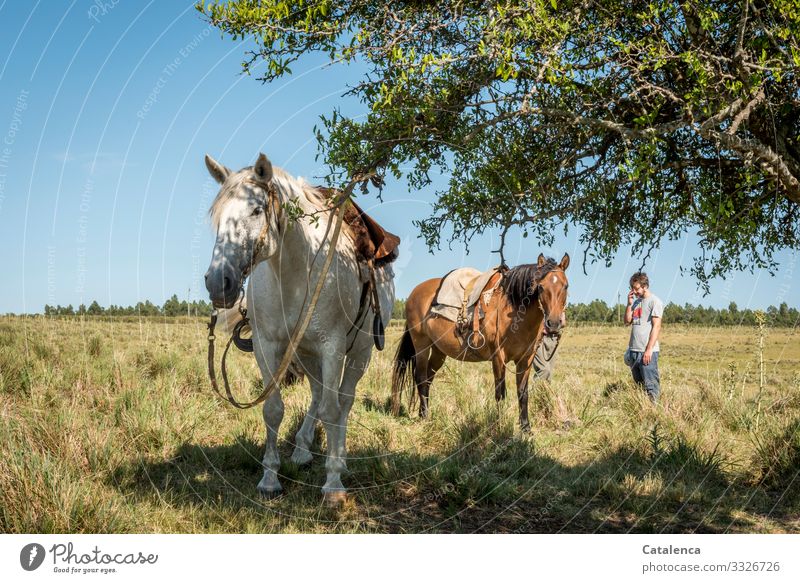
565, 300, 798, 328
39, 296, 798, 328
43, 295, 213, 318
392, 298, 798, 327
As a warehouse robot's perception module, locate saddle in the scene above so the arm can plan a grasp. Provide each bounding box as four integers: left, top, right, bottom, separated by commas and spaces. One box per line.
316, 187, 400, 266
431, 266, 505, 347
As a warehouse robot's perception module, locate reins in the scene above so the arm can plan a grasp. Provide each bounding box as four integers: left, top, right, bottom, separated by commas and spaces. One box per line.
206, 176, 368, 409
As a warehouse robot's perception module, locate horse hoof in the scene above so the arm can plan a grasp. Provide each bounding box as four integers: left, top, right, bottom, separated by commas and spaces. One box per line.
322, 490, 347, 507
257, 486, 283, 500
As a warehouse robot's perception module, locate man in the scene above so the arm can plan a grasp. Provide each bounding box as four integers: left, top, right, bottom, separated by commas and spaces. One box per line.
624, 272, 663, 402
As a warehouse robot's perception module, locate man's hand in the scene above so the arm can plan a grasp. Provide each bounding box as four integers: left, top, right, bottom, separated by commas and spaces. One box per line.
643, 348, 653, 365
624, 291, 635, 325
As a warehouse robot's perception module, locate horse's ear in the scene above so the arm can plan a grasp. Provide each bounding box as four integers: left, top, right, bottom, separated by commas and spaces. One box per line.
254, 153, 273, 182
560, 253, 570, 271
537, 253, 546, 266
205, 154, 230, 184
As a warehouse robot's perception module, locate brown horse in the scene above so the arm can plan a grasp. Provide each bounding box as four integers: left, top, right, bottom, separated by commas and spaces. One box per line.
391, 253, 569, 431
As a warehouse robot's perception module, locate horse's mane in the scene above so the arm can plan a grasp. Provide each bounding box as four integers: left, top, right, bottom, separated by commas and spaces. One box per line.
208, 165, 325, 229
499, 258, 559, 308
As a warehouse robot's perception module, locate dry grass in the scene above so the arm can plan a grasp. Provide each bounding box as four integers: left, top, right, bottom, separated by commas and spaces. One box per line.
0, 316, 798, 533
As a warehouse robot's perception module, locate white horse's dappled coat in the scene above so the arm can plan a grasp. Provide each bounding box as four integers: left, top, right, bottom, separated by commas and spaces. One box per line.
204, 153, 395, 500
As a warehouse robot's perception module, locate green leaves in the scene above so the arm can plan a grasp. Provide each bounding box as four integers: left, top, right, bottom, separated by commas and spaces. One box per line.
199, 0, 800, 290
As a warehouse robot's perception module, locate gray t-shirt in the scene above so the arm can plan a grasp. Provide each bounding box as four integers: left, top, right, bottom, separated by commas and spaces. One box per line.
629, 293, 663, 352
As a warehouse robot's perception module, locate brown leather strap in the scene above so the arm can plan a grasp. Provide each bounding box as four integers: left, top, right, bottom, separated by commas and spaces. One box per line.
207, 309, 260, 409
472, 289, 483, 340
472, 271, 503, 341
459, 276, 480, 324
346, 280, 372, 353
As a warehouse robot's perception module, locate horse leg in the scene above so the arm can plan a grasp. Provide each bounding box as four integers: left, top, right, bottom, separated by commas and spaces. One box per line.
492, 355, 507, 402
333, 347, 371, 476
413, 346, 432, 418
317, 344, 349, 503
256, 388, 285, 497
250, 339, 286, 497
420, 347, 446, 418
515, 358, 534, 433
290, 362, 321, 466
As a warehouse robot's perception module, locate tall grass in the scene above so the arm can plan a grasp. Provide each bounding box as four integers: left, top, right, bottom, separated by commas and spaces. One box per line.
0, 316, 797, 533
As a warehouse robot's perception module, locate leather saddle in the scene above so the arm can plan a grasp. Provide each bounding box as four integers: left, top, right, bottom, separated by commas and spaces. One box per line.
316, 187, 400, 266
349, 199, 400, 265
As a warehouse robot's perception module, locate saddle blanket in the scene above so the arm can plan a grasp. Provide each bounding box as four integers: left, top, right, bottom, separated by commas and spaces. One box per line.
431, 267, 502, 322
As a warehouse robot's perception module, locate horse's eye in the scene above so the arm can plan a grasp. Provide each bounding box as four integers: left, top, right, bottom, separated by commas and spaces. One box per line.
251, 207, 263, 217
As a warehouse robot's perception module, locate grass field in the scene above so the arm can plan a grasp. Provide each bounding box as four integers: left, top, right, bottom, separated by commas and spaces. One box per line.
1, 315, 798, 533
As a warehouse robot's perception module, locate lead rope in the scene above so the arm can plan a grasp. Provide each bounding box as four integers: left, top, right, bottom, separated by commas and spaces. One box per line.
207, 177, 363, 409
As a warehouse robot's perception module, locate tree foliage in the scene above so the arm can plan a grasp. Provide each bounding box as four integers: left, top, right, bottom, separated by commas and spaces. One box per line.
198, 0, 800, 289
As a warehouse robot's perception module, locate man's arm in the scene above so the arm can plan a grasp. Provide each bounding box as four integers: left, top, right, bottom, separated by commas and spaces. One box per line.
624, 291, 634, 326
643, 317, 661, 364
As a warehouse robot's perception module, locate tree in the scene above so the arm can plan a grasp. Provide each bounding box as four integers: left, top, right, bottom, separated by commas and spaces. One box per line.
163, 294, 186, 317
392, 298, 406, 320
199, 0, 800, 290
664, 301, 685, 323
136, 300, 161, 317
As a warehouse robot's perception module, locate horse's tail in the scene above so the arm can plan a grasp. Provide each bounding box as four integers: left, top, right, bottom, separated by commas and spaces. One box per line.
391, 325, 416, 416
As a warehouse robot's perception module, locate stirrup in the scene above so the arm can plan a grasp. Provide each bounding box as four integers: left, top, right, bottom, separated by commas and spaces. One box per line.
467, 330, 486, 350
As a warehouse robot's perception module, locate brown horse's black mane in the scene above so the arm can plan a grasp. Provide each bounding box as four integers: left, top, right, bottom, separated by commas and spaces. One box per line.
499, 258, 559, 308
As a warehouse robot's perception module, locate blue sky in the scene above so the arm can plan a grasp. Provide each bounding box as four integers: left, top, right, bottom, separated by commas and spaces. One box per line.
0, 1, 797, 314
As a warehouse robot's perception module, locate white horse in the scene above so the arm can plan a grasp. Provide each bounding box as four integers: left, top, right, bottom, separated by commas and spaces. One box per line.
203, 153, 396, 503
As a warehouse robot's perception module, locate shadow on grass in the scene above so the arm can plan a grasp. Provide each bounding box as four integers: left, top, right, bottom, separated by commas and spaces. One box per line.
603, 380, 630, 397
360, 395, 396, 415
112, 423, 798, 534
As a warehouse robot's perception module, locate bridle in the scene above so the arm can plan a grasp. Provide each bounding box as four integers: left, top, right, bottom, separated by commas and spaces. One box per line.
245, 178, 282, 278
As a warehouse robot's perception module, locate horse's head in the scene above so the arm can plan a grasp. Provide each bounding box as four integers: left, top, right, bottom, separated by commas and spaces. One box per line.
535, 253, 570, 334
204, 153, 282, 309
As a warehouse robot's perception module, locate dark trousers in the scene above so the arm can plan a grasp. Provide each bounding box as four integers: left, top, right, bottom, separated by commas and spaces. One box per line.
628, 351, 660, 401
